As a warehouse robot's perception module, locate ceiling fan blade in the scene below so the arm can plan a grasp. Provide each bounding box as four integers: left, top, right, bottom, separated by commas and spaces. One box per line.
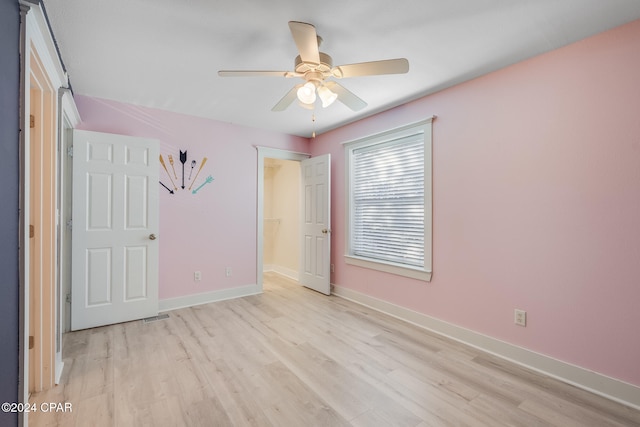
288, 21, 320, 65
325, 81, 367, 111
272, 85, 301, 112
218, 70, 291, 77
332, 58, 409, 78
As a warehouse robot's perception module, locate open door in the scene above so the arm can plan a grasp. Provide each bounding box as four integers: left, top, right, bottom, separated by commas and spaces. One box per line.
300, 154, 331, 295
71, 130, 160, 330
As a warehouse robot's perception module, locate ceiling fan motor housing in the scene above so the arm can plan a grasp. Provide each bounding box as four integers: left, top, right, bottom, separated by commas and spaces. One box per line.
295, 52, 333, 75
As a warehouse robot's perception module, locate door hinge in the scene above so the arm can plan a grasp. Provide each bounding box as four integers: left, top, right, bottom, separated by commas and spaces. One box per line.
67, 145, 73, 157
66, 219, 73, 230
29, 224, 34, 238
66, 294, 71, 303
29, 114, 35, 129
29, 335, 34, 350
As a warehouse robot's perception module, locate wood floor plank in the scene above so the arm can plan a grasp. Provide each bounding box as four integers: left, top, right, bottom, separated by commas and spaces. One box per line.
28, 272, 640, 426
468, 393, 551, 427
473, 352, 640, 426
74, 392, 113, 427
262, 360, 351, 427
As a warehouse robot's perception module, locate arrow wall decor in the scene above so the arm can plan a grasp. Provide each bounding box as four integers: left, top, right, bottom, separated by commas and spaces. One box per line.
159, 150, 212, 196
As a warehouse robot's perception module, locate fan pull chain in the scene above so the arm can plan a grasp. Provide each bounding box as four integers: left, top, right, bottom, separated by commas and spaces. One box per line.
311, 113, 316, 138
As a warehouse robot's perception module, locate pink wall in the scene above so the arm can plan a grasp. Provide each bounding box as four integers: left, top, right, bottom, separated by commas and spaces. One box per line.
74, 18, 640, 388
75, 96, 309, 299
312, 19, 640, 386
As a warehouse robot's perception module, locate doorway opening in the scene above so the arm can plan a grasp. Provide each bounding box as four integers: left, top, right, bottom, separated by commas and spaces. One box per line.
263, 158, 301, 280
256, 147, 309, 292
28, 47, 57, 394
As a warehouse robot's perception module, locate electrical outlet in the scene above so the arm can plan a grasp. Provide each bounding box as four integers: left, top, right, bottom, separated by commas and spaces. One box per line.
330, 263, 335, 273
194, 271, 201, 281
225, 267, 232, 277
514, 309, 527, 327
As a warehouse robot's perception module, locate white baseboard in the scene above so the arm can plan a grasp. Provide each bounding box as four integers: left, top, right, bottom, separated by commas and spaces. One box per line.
159, 284, 261, 312
331, 284, 640, 410
55, 361, 64, 385
263, 264, 275, 273
263, 265, 299, 282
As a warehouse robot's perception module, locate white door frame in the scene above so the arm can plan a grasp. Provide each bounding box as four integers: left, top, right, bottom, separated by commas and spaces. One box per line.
28, 43, 57, 395
256, 147, 309, 291
56, 90, 81, 378
19, 2, 75, 420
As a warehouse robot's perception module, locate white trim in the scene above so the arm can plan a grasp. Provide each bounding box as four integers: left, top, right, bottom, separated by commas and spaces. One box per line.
20, 2, 73, 421
263, 263, 275, 271
25, 5, 67, 89
332, 284, 640, 411
254, 145, 311, 158
54, 89, 79, 390
159, 284, 261, 312
345, 255, 432, 281
54, 360, 64, 385
18, 5, 31, 423
344, 117, 434, 281
341, 115, 436, 146
60, 88, 81, 126
58, 89, 79, 337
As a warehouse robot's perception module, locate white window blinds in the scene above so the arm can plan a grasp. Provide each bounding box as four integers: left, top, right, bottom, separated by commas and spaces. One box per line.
351, 134, 425, 268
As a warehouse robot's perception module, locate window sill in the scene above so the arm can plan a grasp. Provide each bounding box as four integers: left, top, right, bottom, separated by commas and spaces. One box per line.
344, 255, 432, 282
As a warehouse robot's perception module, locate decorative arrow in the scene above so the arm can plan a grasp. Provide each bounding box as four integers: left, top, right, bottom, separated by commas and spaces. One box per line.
188, 157, 208, 190
168, 154, 178, 179
188, 160, 196, 180
159, 155, 177, 191
180, 150, 187, 189
192, 175, 214, 194
159, 181, 174, 194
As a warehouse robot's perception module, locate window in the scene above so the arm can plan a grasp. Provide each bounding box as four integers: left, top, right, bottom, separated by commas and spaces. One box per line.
344, 118, 433, 281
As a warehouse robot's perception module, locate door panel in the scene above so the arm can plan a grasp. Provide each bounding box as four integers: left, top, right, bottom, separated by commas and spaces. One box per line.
300, 154, 331, 295
72, 130, 159, 330
86, 248, 111, 305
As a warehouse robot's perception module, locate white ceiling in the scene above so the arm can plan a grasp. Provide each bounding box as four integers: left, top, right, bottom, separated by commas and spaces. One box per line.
43, 0, 640, 138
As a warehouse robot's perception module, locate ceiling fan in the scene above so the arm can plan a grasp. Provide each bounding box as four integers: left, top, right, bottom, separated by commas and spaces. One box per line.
218, 21, 409, 112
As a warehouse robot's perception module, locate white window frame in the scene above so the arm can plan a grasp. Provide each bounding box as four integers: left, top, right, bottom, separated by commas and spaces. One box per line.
344, 117, 433, 281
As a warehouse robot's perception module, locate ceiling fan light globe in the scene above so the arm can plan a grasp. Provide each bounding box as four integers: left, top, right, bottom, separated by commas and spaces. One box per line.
318, 86, 338, 108
296, 82, 317, 104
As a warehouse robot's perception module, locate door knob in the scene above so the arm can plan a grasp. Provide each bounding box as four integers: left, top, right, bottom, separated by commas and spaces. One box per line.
322, 229, 331, 234
149, 234, 157, 240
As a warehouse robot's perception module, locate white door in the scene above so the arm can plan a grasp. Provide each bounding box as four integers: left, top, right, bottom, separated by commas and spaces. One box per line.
71, 130, 159, 330
300, 154, 331, 295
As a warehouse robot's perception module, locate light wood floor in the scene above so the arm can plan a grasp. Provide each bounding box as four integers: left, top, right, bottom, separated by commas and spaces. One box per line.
30, 273, 640, 426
